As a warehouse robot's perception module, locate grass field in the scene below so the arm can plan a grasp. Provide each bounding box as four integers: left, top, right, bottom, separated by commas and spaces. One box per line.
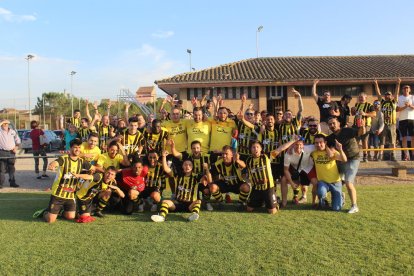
0, 184, 413, 275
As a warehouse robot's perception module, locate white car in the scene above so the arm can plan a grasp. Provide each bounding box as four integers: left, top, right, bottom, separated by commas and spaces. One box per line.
21, 130, 63, 153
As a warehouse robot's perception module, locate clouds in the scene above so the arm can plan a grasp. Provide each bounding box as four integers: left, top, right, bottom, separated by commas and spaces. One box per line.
0, 7, 36, 22
151, 30, 175, 39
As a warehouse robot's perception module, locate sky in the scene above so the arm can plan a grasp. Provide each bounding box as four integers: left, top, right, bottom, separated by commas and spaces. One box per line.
1, 0, 413, 109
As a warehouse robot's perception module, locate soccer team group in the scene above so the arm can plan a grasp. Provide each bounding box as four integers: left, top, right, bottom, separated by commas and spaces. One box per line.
33, 79, 413, 223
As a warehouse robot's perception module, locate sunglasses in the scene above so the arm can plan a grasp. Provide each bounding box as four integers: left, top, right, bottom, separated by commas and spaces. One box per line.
277, 113, 283, 115
245, 113, 254, 116
308, 124, 318, 127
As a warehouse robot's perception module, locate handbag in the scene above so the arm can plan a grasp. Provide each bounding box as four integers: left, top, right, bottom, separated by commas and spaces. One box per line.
291, 152, 303, 181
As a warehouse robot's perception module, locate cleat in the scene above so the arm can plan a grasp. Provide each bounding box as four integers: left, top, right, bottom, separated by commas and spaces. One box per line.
187, 212, 199, 222
33, 208, 47, 218
292, 195, 299, 205
206, 203, 213, 211
93, 211, 105, 218
237, 202, 246, 211
348, 205, 359, 214
298, 196, 307, 204
225, 194, 232, 203
151, 214, 165, 222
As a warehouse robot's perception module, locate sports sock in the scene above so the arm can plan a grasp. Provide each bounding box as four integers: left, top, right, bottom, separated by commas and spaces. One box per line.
211, 190, 223, 202
239, 190, 249, 203
159, 202, 169, 218
191, 202, 201, 214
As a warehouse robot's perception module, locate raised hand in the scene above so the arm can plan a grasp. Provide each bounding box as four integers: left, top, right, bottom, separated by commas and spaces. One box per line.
335, 139, 343, 151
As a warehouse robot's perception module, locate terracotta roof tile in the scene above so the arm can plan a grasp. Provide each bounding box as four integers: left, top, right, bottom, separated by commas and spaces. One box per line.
156, 55, 414, 85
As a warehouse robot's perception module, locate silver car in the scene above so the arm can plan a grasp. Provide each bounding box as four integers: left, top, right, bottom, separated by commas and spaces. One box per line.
21, 130, 63, 153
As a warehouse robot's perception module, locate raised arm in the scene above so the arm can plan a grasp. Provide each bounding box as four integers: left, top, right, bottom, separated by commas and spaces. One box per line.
395, 78, 401, 101
167, 139, 182, 159
291, 87, 303, 119
374, 79, 382, 101
312, 79, 320, 103
161, 150, 173, 176
270, 136, 299, 158
85, 99, 92, 121
124, 102, 130, 122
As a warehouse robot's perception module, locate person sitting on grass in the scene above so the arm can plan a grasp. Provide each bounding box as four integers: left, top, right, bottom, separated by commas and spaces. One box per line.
116, 157, 147, 215
151, 150, 212, 222
75, 166, 124, 221
245, 139, 299, 214
209, 145, 249, 211
33, 138, 94, 223
311, 134, 347, 211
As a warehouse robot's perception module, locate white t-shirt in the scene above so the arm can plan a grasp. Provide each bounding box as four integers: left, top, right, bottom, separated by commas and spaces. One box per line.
398, 95, 414, 120
284, 145, 315, 173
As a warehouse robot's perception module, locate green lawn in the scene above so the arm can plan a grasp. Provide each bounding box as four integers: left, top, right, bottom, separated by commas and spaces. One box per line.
0, 184, 413, 275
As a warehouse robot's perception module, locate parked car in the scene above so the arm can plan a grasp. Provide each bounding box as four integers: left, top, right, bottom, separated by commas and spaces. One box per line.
21, 130, 63, 153
17, 129, 29, 139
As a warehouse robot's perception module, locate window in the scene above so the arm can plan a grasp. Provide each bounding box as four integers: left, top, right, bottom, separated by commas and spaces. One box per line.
295, 85, 363, 97
266, 86, 286, 98
187, 86, 258, 100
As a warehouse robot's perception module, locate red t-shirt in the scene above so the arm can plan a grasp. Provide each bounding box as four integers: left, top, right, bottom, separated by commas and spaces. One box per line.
30, 129, 44, 151
118, 166, 148, 192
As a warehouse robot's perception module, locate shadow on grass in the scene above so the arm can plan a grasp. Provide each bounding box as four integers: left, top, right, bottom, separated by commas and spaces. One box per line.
0, 192, 50, 222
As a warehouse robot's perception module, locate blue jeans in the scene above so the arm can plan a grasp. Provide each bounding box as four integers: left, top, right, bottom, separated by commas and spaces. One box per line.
317, 180, 343, 211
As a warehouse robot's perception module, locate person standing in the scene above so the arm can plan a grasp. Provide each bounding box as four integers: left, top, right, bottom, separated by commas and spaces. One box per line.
327, 117, 361, 214
396, 83, 414, 161
312, 80, 339, 134
29, 120, 49, 179
374, 79, 399, 161
351, 92, 376, 162
0, 119, 21, 188
336, 94, 352, 128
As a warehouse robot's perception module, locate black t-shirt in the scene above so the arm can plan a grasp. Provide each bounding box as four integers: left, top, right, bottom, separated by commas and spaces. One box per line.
336, 100, 350, 127
327, 128, 360, 160
317, 98, 339, 123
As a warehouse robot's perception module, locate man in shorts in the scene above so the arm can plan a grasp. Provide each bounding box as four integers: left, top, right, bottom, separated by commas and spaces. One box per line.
327, 117, 361, 214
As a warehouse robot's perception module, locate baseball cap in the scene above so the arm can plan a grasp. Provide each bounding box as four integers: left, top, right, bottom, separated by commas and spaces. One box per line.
0, 119, 10, 126
384, 91, 392, 95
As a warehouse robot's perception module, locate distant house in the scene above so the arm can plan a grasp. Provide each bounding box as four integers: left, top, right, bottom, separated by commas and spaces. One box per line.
135, 86, 156, 104
155, 55, 414, 117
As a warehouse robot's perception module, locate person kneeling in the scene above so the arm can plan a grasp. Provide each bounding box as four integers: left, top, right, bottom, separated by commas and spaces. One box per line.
311, 134, 347, 211
151, 150, 212, 222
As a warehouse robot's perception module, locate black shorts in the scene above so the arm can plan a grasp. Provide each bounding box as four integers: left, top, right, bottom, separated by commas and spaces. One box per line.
47, 195, 76, 214
139, 186, 161, 199
399, 119, 414, 137
173, 201, 192, 212
271, 162, 283, 179
77, 198, 93, 215
247, 187, 278, 210
215, 179, 245, 194
289, 167, 313, 186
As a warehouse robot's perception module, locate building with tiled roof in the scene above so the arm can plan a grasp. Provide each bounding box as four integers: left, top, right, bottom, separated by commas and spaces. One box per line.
155, 55, 414, 116
135, 86, 156, 104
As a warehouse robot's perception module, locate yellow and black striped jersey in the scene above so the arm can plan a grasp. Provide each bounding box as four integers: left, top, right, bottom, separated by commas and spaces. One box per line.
353, 102, 374, 127
120, 129, 143, 156
172, 173, 201, 202
235, 118, 260, 155
211, 159, 244, 186
245, 154, 274, 191
78, 127, 92, 143
300, 129, 326, 145
259, 128, 281, 164
51, 155, 92, 199
76, 173, 116, 201
278, 117, 301, 144
96, 122, 114, 151
181, 152, 211, 175
142, 129, 169, 156
380, 99, 397, 125
146, 163, 165, 188
69, 117, 81, 128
